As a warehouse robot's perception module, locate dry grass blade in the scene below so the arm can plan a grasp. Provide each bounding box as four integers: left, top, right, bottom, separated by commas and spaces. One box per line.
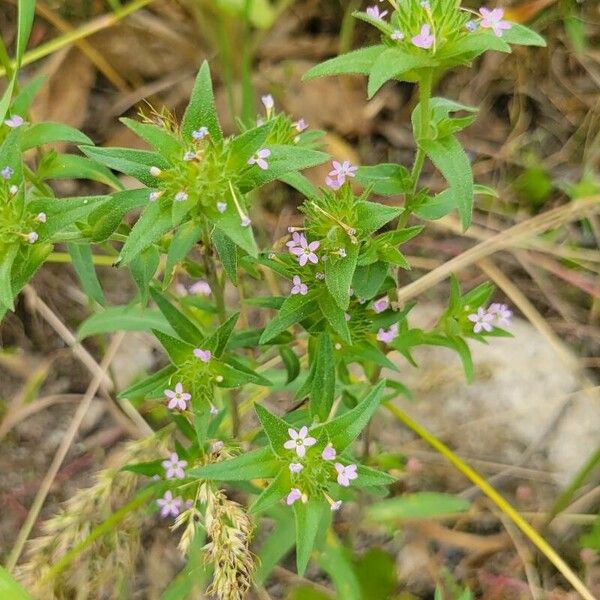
5, 331, 125, 571
396, 196, 600, 304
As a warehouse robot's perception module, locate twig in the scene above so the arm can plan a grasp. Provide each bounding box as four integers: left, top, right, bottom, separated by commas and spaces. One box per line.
6, 332, 125, 571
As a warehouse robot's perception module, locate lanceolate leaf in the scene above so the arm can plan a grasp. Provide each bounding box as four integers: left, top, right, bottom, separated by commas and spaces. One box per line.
421, 136, 474, 229
250, 468, 288, 514
37, 154, 122, 189
187, 447, 280, 481
293, 499, 328, 575
149, 287, 204, 345
181, 61, 223, 142
309, 333, 336, 421
205, 312, 239, 356
503, 23, 546, 47
317, 290, 351, 343
312, 380, 385, 451
303, 45, 386, 80
212, 228, 238, 284
67, 242, 106, 306
325, 243, 359, 310
255, 403, 292, 457
77, 306, 175, 339
120, 118, 183, 159
20, 123, 92, 150
259, 294, 318, 344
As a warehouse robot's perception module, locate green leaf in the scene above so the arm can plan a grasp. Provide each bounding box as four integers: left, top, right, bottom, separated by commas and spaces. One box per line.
149, 288, 204, 346
352, 262, 388, 300
317, 535, 362, 600
503, 23, 546, 47
309, 333, 336, 421
16, 0, 35, 66
20, 123, 92, 150
0, 246, 19, 311
325, 243, 359, 310
87, 188, 148, 242
37, 153, 122, 189
205, 312, 239, 357
421, 135, 474, 229
280, 346, 300, 383
366, 492, 470, 522
80, 146, 168, 186
77, 306, 175, 339
352, 464, 396, 488
294, 499, 328, 575
130, 246, 159, 304
213, 198, 257, 258
368, 48, 436, 98
187, 447, 280, 480
312, 380, 385, 451
256, 507, 296, 583
255, 403, 292, 457
439, 31, 511, 62
120, 117, 183, 159
355, 163, 411, 196
212, 228, 238, 284
259, 294, 318, 344
0, 564, 34, 599
279, 171, 320, 199
214, 360, 272, 388
317, 290, 351, 342
164, 221, 202, 285
67, 242, 105, 306
10, 74, 46, 116
117, 201, 174, 266
181, 61, 223, 142
118, 365, 176, 400
354, 548, 396, 600
355, 201, 403, 235
303, 46, 386, 80
227, 122, 272, 171
250, 469, 288, 514
239, 145, 329, 192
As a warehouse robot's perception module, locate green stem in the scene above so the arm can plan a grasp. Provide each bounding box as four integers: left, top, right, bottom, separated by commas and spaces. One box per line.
398, 69, 433, 229
47, 252, 115, 266
200, 219, 226, 324
41, 488, 155, 583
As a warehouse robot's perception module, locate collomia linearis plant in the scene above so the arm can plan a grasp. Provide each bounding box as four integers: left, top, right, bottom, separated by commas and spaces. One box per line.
2, 0, 556, 598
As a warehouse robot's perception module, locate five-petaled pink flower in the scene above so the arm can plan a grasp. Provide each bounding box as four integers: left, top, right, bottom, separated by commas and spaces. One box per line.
412, 24, 434, 49
157, 490, 182, 518
291, 275, 308, 296
165, 382, 191, 410
488, 302, 513, 327
468, 307, 494, 333
286, 488, 303, 505
189, 280, 211, 296
192, 127, 209, 140
162, 452, 188, 479
289, 462, 304, 474
372, 296, 389, 314
286, 231, 303, 251
479, 7, 511, 37
293, 118, 308, 132
335, 463, 358, 487
193, 348, 212, 363
366, 5, 387, 20
290, 234, 320, 266
284, 426, 317, 458
377, 323, 399, 344
248, 148, 271, 170
328, 160, 358, 188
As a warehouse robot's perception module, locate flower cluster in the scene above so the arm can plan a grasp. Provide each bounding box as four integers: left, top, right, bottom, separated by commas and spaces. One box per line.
467, 303, 513, 333
283, 426, 358, 511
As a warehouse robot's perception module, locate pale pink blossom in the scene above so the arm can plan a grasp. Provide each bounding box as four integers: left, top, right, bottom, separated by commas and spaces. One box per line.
488, 302, 513, 327
467, 307, 494, 333
165, 382, 191, 410
162, 452, 187, 479
193, 348, 212, 363
412, 24, 434, 49
189, 280, 211, 296
322, 445, 337, 461
290, 234, 320, 267
335, 463, 358, 487
157, 490, 182, 518
479, 7, 511, 37
291, 275, 308, 296
372, 296, 389, 314
289, 462, 304, 474
4, 115, 25, 128
284, 426, 317, 458
248, 148, 271, 170
366, 5, 387, 20
286, 488, 302, 505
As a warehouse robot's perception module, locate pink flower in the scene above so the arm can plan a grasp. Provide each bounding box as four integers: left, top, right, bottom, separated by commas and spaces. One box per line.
157, 491, 182, 518
189, 280, 211, 296
467, 307, 494, 333
217, 201, 227, 213
372, 296, 389, 314
412, 24, 434, 49
193, 348, 212, 363
284, 426, 317, 458
165, 382, 191, 410
27, 232, 38, 244
35, 212, 47, 223
289, 462, 304, 473
291, 275, 308, 296
290, 234, 320, 267
488, 303, 513, 327
335, 463, 358, 487
366, 6, 387, 20
479, 7, 511, 37
248, 148, 271, 170
328, 160, 358, 184
241, 215, 252, 227
148, 191, 161, 202
325, 176, 344, 190
330, 500, 343, 511
1, 166, 13, 179
377, 323, 399, 344
286, 488, 303, 506
162, 452, 188, 479
293, 118, 308, 132
322, 445, 337, 461
175, 191, 188, 202
4, 115, 25, 128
